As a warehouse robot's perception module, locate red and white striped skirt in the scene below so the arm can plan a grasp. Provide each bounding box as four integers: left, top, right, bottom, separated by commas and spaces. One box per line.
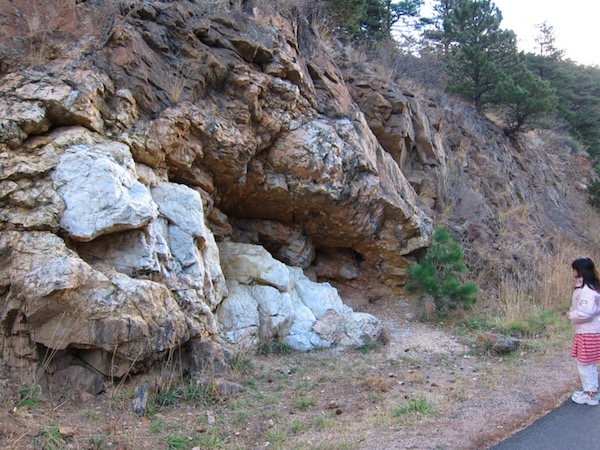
571, 334, 600, 364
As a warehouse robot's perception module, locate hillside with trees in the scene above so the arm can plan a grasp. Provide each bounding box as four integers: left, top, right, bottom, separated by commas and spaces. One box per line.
325, 0, 600, 203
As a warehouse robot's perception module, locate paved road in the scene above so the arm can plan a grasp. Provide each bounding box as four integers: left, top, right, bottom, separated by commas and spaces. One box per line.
491, 397, 600, 449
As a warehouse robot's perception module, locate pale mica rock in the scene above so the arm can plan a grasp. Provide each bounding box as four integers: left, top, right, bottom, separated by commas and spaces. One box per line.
152, 183, 210, 287
201, 229, 228, 310
252, 285, 293, 337
67, 177, 227, 307
218, 242, 293, 293
216, 242, 383, 351
148, 183, 227, 303
215, 281, 260, 348
151, 182, 208, 242
281, 297, 330, 351
147, 218, 171, 260
168, 224, 202, 277
290, 267, 352, 318
51, 142, 158, 241
77, 230, 160, 276
337, 312, 384, 347
75, 208, 226, 312
282, 269, 378, 351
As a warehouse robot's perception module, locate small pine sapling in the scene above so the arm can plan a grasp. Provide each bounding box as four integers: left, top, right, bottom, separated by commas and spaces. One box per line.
405, 227, 477, 313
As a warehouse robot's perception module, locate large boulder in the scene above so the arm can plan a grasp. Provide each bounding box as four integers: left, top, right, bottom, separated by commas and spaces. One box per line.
215, 242, 383, 351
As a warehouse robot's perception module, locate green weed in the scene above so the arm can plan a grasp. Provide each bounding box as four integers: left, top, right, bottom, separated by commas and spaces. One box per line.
36, 424, 64, 450
393, 397, 435, 419
179, 381, 213, 403
263, 429, 287, 448
294, 378, 315, 393
296, 395, 317, 410
84, 407, 100, 420
166, 432, 188, 450
232, 409, 251, 426
314, 413, 334, 430
194, 427, 227, 449
231, 352, 255, 375
149, 419, 166, 434
151, 381, 217, 412
86, 435, 106, 449
259, 341, 292, 355
18, 384, 41, 409
289, 420, 305, 434
244, 376, 258, 390
355, 342, 382, 354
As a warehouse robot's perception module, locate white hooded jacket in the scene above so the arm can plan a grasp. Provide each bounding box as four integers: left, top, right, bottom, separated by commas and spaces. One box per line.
569, 282, 600, 334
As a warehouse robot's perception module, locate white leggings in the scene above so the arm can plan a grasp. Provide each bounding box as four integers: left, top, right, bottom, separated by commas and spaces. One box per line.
577, 362, 599, 392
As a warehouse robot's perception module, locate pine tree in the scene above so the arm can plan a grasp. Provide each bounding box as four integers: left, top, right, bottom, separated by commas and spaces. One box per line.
405, 227, 477, 313
533, 22, 564, 60
383, 0, 424, 34
490, 63, 558, 135
323, 0, 367, 39
526, 55, 600, 158
424, 0, 519, 111
323, 0, 423, 41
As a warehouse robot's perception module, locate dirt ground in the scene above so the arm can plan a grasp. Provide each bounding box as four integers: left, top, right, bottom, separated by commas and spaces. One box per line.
0, 297, 579, 450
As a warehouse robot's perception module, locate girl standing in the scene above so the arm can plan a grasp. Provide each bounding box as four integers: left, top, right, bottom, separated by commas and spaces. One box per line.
569, 257, 600, 406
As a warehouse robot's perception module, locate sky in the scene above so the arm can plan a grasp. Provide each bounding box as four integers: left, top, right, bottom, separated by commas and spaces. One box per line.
421, 0, 600, 67
492, 0, 600, 66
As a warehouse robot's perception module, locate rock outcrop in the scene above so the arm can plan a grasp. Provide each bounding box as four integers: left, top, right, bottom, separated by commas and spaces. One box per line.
0, 0, 596, 390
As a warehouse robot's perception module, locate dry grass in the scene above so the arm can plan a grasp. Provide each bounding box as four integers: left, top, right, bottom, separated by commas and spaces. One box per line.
13, 308, 86, 409
9, 0, 80, 66
533, 238, 586, 310
23, 0, 50, 66
572, 199, 600, 248
434, 145, 469, 220
311, 14, 337, 48
164, 61, 193, 104
363, 375, 392, 392
472, 234, 600, 345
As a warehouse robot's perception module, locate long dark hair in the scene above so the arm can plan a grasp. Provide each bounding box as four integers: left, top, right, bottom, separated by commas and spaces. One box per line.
572, 258, 600, 291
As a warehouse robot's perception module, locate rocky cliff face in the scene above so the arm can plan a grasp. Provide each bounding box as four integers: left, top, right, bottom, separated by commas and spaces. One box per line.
0, 0, 595, 390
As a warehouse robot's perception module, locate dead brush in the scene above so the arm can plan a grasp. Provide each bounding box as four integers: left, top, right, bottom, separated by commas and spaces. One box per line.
164, 60, 195, 104
23, 0, 50, 66
532, 236, 587, 310
571, 196, 600, 247
363, 375, 392, 392
483, 234, 598, 340
19, 0, 76, 66
309, 13, 337, 48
